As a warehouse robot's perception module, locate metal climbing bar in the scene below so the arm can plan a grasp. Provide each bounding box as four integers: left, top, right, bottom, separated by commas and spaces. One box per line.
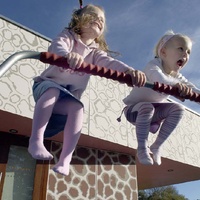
0, 51, 41, 77
1, 51, 200, 102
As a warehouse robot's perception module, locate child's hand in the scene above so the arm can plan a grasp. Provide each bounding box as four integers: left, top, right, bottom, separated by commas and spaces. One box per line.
66, 52, 84, 69
125, 69, 146, 87
174, 83, 193, 102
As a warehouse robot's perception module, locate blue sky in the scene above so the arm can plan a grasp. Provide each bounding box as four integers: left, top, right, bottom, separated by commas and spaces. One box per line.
1, 0, 200, 199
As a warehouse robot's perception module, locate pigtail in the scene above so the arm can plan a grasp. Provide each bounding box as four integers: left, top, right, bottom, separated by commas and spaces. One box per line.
79, 0, 83, 8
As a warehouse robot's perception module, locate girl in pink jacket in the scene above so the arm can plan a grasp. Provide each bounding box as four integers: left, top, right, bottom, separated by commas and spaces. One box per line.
28, 4, 146, 176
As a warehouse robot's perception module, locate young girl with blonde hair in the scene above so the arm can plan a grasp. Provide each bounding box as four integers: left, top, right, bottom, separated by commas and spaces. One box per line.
28, 4, 146, 176
123, 30, 200, 165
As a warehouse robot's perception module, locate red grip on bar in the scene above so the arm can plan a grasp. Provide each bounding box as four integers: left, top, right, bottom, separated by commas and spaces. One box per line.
40, 52, 133, 87
153, 82, 200, 102
79, 62, 133, 86
40, 52, 69, 68
40, 52, 200, 103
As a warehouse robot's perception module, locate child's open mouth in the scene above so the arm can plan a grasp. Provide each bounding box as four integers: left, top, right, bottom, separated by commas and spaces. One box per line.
177, 59, 183, 67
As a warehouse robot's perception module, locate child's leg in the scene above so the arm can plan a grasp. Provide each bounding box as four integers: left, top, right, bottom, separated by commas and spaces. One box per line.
28, 88, 60, 160
150, 103, 184, 165
125, 102, 155, 165
52, 98, 84, 176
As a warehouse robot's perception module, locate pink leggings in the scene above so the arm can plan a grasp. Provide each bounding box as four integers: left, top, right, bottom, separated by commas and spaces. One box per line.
29, 87, 83, 176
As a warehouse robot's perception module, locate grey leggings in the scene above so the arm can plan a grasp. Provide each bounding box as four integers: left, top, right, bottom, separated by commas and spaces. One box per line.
124, 102, 185, 149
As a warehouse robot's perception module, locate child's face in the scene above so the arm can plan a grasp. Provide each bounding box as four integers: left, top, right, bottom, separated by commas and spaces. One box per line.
81, 7, 105, 39
161, 37, 192, 74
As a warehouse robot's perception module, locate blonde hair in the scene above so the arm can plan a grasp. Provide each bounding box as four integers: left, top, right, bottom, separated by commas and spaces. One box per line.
68, 4, 116, 56
154, 30, 192, 58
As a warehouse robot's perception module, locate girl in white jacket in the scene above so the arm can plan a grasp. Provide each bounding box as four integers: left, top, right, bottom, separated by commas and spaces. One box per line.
123, 30, 200, 166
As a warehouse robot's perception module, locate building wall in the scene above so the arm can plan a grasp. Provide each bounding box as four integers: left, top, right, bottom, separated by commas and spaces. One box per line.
0, 16, 49, 119
0, 132, 137, 200
47, 144, 137, 200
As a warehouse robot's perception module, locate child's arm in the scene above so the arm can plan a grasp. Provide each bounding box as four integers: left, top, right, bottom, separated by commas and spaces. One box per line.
173, 83, 193, 101
176, 73, 200, 93
124, 69, 146, 87
93, 50, 146, 87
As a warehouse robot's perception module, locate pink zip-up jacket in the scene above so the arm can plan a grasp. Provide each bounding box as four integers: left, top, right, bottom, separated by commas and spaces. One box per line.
34, 29, 133, 99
